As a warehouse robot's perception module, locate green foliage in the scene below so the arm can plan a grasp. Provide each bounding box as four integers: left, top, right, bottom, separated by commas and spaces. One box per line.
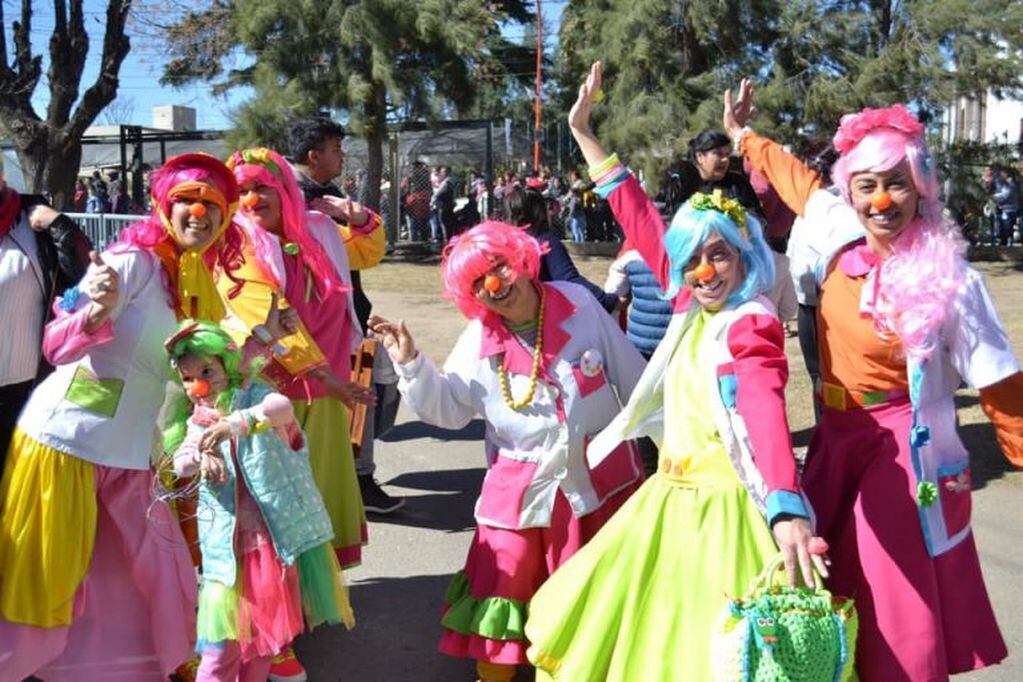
162, 0, 534, 206
554, 0, 1023, 190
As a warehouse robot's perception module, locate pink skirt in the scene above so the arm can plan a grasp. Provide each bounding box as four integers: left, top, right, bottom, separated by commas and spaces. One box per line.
804, 399, 1006, 681
0, 465, 197, 682
439, 481, 640, 665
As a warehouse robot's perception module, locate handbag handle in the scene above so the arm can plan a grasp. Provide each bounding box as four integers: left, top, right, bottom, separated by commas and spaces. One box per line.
752, 553, 826, 593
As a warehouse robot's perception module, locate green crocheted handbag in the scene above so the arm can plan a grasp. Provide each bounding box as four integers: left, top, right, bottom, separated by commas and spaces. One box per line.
710, 554, 858, 682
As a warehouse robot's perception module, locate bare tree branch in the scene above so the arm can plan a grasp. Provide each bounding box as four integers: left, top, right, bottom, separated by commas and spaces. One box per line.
69, 0, 134, 139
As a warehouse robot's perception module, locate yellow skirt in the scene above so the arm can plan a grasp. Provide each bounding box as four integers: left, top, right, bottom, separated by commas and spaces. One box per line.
0, 428, 97, 627
291, 397, 367, 568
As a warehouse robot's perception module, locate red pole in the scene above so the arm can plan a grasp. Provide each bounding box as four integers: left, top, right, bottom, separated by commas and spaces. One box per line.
534, 0, 543, 173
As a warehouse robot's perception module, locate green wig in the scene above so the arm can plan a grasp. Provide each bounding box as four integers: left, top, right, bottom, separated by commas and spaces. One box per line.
162, 319, 263, 456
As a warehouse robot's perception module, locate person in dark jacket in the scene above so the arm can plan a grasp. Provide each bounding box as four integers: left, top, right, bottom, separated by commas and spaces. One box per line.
0, 169, 92, 465
661, 129, 763, 218
503, 184, 618, 313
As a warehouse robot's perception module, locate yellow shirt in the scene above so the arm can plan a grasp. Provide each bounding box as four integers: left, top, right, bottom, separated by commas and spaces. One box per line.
659, 309, 742, 487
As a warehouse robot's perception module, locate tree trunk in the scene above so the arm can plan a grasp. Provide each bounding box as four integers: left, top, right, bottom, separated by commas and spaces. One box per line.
15, 127, 82, 210
362, 84, 387, 212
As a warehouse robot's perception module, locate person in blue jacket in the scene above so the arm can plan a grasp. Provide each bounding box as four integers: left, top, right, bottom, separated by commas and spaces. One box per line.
503, 183, 618, 313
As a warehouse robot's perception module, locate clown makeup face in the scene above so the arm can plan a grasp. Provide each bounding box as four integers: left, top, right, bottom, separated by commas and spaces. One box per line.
473, 260, 540, 325
683, 232, 745, 311
238, 181, 284, 235
169, 196, 224, 251
175, 353, 229, 406
849, 161, 919, 254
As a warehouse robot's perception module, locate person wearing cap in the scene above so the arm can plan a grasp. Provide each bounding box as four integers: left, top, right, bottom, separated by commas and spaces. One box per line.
0, 153, 296, 680
0, 158, 91, 467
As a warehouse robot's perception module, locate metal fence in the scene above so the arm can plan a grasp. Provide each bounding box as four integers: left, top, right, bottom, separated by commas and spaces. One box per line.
66, 212, 146, 250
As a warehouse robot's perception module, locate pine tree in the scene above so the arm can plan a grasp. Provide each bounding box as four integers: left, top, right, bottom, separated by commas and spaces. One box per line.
161, 0, 534, 210
553, 0, 1023, 186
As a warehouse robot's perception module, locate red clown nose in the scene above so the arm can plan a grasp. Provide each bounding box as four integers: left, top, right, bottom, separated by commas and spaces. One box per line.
693, 263, 715, 283
870, 191, 892, 212
483, 274, 503, 293
189, 202, 207, 219
188, 378, 210, 400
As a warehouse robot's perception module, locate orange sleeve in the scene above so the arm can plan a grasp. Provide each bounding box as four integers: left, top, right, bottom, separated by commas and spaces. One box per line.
740, 132, 823, 216
979, 371, 1023, 468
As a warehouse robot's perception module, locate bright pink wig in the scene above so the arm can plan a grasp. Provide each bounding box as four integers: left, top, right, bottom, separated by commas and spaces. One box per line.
227, 148, 347, 297
441, 221, 545, 320
832, 105, 966, 359
115, 153, 244, 309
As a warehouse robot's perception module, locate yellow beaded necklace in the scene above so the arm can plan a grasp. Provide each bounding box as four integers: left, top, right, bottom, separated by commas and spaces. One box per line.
497, 286, 546, 410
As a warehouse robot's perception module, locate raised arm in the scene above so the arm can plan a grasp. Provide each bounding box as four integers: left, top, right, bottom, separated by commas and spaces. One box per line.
723, 79, 822, 216
568, 62, 673, 291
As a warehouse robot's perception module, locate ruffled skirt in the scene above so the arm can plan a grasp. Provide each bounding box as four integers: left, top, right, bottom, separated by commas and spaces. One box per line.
0, 429, 197, 681
525, 474, 778, 681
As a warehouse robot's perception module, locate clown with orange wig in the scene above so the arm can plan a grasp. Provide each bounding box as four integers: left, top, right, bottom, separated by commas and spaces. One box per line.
369, 221, 646, 681
0, 153, 297, 679
724, 83, 1022, 678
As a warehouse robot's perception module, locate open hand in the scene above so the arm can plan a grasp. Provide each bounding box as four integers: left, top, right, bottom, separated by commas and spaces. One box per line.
723, 77, 756, 140
568, 61, 603, 134
368, 314, 417, 366
310, 367, 377, 409
772, 517, 830, 589
310, 195, 369, 227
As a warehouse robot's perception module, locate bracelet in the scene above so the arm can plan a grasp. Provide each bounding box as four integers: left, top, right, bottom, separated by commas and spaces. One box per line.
588, 153, 621, 182
252, 324, 274, 346
592, 163, 627, 186
732, 126, 753, 153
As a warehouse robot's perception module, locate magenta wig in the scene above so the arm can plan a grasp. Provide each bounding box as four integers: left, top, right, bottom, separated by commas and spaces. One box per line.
441, 221, 545, 320
228, 148, 347, 297
114, 153, 244, 307
832, 105, 966, 359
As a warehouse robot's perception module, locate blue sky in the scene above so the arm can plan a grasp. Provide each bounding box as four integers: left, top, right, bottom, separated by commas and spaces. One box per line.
14, 0, 566, 131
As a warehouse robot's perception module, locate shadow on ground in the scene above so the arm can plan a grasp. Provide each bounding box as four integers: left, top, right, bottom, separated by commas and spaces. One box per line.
381, 419, 486, 443
295, 573, 465, 681
371, 467, 485, 533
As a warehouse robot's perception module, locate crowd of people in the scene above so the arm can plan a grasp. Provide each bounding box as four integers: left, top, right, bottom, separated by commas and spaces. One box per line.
0, 59, 1021, 682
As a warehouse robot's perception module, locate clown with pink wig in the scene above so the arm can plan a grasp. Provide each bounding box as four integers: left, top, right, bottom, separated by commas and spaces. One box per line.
221, 148, 377, 580
369, 221, 646, 681
0, 153, 297, 680
724, 84, 1023, 677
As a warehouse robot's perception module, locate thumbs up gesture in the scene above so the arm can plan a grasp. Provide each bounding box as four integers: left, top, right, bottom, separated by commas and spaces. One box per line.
262, 291, 300, 342
83, 250, 120, 331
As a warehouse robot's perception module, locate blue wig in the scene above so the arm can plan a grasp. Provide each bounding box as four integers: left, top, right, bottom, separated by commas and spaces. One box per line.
661, 201, 775, 306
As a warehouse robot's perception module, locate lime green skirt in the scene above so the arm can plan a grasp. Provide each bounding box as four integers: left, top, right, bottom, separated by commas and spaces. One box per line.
525, 474, 778, 681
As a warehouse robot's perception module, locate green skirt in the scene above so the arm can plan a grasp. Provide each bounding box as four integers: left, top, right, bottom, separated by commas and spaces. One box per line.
525, 473, 778, 681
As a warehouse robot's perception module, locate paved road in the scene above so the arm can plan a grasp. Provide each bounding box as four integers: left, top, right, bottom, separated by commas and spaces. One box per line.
294, 414, 1022, 681
294, 287, 1023, 681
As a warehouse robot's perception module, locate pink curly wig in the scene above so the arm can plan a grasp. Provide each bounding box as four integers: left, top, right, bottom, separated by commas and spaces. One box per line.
441, 221, 545, 320
115, 153, 244, 309
832, 105, 966, 359
228, 148, 347, 297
